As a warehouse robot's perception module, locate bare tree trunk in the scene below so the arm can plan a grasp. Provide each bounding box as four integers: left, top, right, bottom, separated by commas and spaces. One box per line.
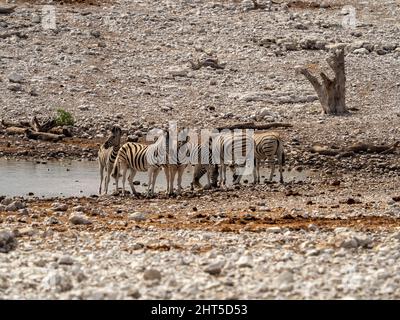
296, 49, 348, 115
216, 122, 292, 131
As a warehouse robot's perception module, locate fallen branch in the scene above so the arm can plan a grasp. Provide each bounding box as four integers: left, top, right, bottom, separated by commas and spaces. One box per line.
2, 116, 72, 141
189, 56, 225, 70
49, 127, 73, 137
25, 129, 64, 142
310, 141, 399, 156
5, 127, 27, 135
1, 119, 30, 128
216, 122, 292, 131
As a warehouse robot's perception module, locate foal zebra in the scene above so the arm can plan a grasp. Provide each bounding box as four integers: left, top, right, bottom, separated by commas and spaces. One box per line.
98, 125, 122, 194
112, 130, 169, 196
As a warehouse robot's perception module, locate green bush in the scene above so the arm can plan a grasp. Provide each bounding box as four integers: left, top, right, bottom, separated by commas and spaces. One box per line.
55, 109, 75, 126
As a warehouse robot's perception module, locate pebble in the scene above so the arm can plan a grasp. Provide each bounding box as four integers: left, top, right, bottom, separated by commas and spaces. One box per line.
275, 270, 294, 288
353, 48, 369, 54
0, 230, 17, 253
143, 269, 162, 281
45, 217, 60, 225
41, 271, 73, 293
129, 212, 146, 222
8, 72, 24, 83
52, 203, 68, 212
236, 255, 253, 268
204, 261, 225, 275
6, 201, 25, 212
69, 213, 92, 225
58, 255, 75, 266
266, 227, 281, 233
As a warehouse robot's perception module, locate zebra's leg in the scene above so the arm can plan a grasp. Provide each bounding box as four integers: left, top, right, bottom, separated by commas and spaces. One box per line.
269, 157, 276, 182
257, 160, 261, 184
146, 166, 154, 197
104, 163, 113, 194
191, 164, 203, 190
121, 163, 128, 196
113, 163, 119, 194
220, 163, 226, 187
176, 165, 186, 195
99, 162, 104, 194
128, 169, 137, 195
253, 159, 258, 185
206, 165, 211, 188
164, 166, 170, 195
151, 167, 161, 196
169, 166, 177, 196
278, 154, 284, 184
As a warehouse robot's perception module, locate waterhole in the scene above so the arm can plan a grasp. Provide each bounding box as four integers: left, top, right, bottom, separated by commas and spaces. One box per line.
0, 159, 310, 198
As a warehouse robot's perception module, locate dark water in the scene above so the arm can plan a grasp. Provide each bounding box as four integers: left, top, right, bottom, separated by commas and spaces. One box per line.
0, 159, 310, 198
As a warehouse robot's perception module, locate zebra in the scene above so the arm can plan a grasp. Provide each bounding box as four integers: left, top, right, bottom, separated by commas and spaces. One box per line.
179, 139, 216, 191
163, 130, 190, 196
98, 125, 122, 194
233, 132, 285, 184
112, 130, 169, 196
211, 130, 255, 187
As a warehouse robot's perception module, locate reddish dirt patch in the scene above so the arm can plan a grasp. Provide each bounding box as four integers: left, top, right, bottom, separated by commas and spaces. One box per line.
4, 198, 400, 236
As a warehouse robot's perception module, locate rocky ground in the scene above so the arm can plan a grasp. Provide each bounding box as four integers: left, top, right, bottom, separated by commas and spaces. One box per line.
0, 0, 400, 299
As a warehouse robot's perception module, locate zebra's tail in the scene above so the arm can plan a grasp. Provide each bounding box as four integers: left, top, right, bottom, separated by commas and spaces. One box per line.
281, 147, 286, 166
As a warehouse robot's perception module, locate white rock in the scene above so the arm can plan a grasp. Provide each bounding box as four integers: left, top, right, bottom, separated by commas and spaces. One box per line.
52, 202, 68, 211
237, 255, 253, 268
41, 271, 73, 293
275, 270, 294, 288
129, 212, 146, 222
353, 48, 369, 54
8, 72, 24, 83
266, 226, 281, 233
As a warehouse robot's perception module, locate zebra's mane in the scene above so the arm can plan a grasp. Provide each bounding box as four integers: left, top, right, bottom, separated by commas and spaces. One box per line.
103, 136, 116, 149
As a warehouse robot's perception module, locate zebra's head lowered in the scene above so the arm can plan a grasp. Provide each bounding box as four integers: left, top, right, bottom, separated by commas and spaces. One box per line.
103, 125, 122, 149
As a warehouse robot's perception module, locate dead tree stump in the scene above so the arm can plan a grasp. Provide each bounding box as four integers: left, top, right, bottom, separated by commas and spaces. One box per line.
296, 49, 349, 115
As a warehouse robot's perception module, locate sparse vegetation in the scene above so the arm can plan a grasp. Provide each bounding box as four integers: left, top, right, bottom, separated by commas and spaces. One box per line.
55, 109, 75, 127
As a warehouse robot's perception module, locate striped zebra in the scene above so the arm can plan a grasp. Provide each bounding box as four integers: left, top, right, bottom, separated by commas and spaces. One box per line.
254, 132, 285, 183
178, 139, 216, 190
98, 125, 122, 194
163, 131, 190, 196
233, 132, 285, 184
211, 130, 255, 186
112, 130, 169, 196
